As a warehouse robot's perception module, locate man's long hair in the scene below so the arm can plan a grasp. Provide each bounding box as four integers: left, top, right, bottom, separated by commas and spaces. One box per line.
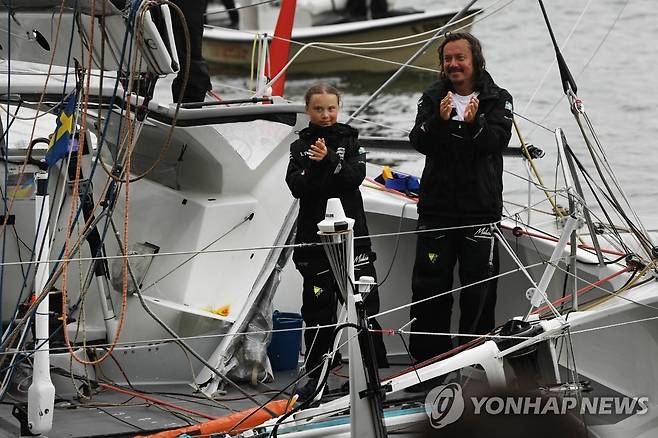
438, 32, 487, 88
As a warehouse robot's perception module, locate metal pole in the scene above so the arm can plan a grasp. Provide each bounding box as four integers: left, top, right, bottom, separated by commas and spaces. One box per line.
556, 127, 605, 267
27, 171, 55, 434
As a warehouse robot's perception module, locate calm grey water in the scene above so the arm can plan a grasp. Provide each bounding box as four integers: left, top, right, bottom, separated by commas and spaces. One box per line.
211, 0, 658, 225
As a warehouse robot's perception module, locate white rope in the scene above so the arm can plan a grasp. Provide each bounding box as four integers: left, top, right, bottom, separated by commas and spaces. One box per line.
210, 81, 253, 96
370, 258, 555, 319
396, 312, 658, 341
397, 328, 565, 342
508, 216, 561, 234
0, 101, 63, 120
10, 308, 658, 357
0, 320, 343, 357
570, 315, 658, 336
357, 221, 499, 241
504, 197, 561, 220
346, 114, 411, 134
506, 205, 550, 221
0, 222, 500, 268
503, 168, 573, 194
512, 111, 555, 133
351, 108, 555, 145
0, 241, 317, 268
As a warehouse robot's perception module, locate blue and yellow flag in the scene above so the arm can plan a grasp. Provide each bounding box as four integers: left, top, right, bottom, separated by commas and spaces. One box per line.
45, 93, 77, 167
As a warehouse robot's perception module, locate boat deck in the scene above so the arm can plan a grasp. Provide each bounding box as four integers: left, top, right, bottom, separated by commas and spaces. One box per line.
0, 360, 421, 437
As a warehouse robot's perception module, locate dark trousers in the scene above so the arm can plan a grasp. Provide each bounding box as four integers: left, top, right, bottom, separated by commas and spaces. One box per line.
346, 0, 389, 19
409, 222, 498, 362
171, 0, 212, 102
221, 0, 239, 25
297, 250, 387, 379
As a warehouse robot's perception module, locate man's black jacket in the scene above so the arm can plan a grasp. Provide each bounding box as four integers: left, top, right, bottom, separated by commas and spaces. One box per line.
409, 71, 513, 224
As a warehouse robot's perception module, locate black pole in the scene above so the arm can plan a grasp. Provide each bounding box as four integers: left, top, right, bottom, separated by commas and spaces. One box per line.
67, 151, 107, 277
537, 0, 578, 95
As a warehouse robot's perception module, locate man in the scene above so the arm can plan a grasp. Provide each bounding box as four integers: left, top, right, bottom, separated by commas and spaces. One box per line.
408, 32, 513, 367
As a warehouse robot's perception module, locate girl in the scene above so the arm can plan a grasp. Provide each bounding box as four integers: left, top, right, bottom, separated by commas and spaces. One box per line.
285, 84, 388, 400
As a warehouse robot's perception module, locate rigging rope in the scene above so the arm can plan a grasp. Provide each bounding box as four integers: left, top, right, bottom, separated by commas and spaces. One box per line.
522, 0, 594, 113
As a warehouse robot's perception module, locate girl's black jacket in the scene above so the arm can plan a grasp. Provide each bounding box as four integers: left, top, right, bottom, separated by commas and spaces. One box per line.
286, 122, 371, 263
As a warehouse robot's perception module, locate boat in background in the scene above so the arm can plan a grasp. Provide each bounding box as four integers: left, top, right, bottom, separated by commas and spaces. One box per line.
203, 1, 478, 74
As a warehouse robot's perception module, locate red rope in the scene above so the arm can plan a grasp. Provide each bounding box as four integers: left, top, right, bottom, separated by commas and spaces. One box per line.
532, 265, 633, 315
499, 223, 627, 257
380, 336, 484, 382
207, 89, 223, 101
100, 383, 216, 420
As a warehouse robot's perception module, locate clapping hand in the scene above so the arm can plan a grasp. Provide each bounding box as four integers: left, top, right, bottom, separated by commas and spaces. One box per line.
307, 138, 327, 161
439, 91, 453, 121
464, 95, 479, 123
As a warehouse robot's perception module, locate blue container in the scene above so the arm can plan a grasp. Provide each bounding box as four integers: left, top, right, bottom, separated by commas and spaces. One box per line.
385, 175, 409, 192
382, 171, 421, 194
268, 311, 303, 371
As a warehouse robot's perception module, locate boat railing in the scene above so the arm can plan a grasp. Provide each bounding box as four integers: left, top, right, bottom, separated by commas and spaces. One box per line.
359, 135, 537, 157
8, 89, 304, 123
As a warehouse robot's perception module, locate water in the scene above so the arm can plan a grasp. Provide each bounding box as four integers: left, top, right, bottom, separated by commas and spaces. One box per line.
209, 0, 658, 226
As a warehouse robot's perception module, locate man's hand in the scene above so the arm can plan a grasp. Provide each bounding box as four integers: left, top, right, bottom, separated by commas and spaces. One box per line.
464, 95, 479, 123
439, 91, 453, 121
307, 138, 328, 161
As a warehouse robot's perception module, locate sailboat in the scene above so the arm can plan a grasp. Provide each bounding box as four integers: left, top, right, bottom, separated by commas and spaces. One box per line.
0, 0, 656, 437
202, 0, 479, 74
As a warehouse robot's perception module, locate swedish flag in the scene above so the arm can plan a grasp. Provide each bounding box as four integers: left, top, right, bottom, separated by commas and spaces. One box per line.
45, 93, 77, 167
